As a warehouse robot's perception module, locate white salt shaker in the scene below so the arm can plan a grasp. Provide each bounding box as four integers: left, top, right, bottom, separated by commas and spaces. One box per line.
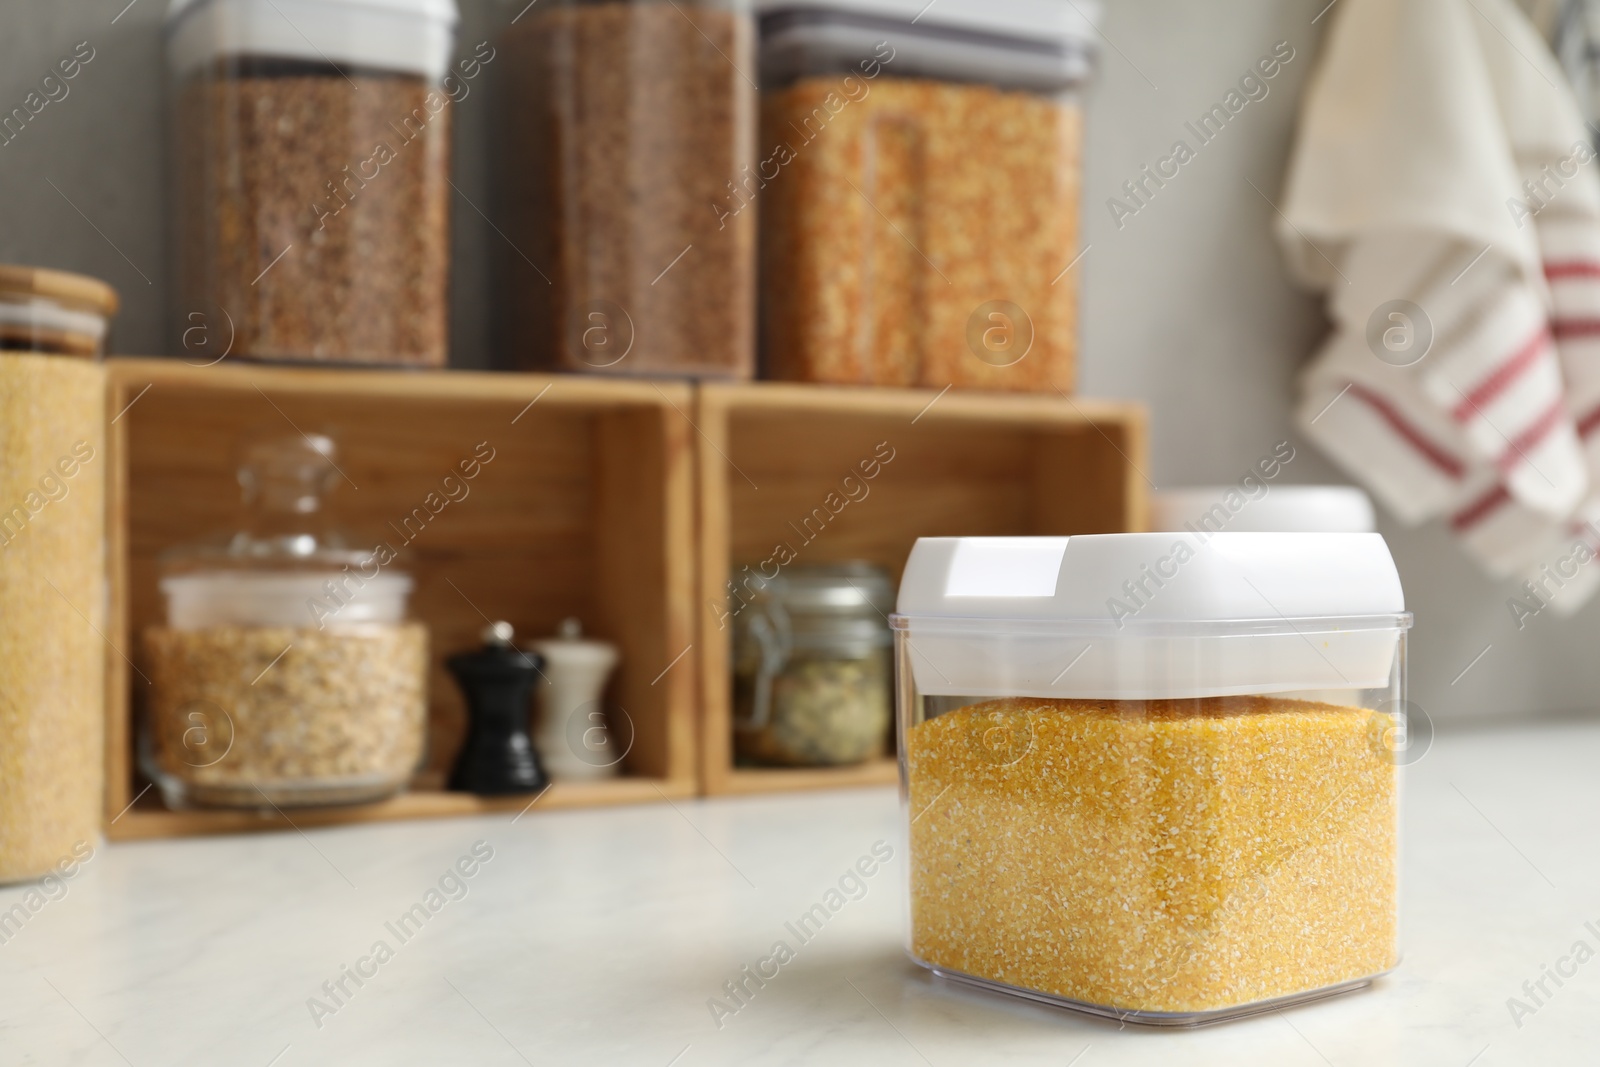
529, 618, 621, 780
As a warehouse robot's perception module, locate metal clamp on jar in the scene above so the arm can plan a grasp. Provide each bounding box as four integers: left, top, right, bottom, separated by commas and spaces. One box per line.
732, 562, 894, 767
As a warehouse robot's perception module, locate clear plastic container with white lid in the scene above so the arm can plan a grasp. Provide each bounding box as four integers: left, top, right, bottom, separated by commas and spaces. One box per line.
893, 533, 1412, 1025
141, 434, 429, 810
165, 0, 459, 366
757, 0, 1096, 391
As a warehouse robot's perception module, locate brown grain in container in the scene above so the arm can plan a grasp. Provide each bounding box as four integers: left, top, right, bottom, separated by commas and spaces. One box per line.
172, 65, 451, 366
499, 0, 756, 378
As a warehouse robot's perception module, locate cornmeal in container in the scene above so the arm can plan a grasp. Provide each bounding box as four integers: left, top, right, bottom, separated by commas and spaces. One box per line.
756, 0, 1096, 391
893, 534, 1411, 1025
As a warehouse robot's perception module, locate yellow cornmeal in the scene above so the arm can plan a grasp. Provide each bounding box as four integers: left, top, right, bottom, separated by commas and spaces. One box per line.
906, 696, 1398, 1015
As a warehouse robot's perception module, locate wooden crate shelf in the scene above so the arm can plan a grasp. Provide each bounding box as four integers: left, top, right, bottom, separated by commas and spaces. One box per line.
107, 776, 678, 842
694, 382, 1148, 796
103, 358, 697, 840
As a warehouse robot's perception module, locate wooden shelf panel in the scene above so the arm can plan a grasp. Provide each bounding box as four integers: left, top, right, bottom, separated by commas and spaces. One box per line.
723, 758, 899, 796
107, 357, 683, 407
105, 776, 696, 841
695, 381, 1148, 796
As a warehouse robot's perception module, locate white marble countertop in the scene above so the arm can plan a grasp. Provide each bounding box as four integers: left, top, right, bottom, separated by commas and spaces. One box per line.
1, 718, 1596, 1065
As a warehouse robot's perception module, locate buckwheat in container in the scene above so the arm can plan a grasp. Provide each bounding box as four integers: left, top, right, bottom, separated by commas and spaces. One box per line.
894, 534, 1411, 1024
165, 0, 458, 365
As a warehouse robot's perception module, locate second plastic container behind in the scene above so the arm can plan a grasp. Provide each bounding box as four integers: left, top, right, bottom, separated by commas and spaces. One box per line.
758, 0, 1096, 391
166, 0, 458, 365
498, 0, 757, 378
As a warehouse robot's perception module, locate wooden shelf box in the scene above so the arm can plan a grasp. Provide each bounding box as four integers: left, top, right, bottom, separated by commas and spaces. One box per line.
104, 359, 696, 840
694, 382, 1148, 796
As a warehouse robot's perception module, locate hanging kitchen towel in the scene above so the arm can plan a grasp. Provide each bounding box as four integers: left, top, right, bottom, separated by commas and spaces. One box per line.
1278, 0, 1600, 614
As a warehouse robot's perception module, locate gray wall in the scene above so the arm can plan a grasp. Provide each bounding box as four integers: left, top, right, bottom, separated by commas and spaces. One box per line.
0, 0, 1587, 725
1078, 0, 1596, 727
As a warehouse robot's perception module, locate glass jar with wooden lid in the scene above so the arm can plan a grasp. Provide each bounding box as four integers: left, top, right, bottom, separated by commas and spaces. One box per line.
0, 263, 119, 357
0, 264, 114, 884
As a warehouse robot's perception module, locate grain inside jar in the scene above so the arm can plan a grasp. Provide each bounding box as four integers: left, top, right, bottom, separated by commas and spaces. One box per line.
761, 76, 1080, 391
172, 60, 450, 365
0, 353, 107, 882
905, 696, 1398, 1015
499, 0, 756, 377
143, 623, 429, 808
138, 433, 430, 810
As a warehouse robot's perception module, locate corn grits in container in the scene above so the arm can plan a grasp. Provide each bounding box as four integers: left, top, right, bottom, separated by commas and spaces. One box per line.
756, 0, 1096, 391
893, 533, 1411, 1024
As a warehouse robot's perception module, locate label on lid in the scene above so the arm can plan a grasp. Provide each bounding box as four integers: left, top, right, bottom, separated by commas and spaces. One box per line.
944, 538, 1067, 598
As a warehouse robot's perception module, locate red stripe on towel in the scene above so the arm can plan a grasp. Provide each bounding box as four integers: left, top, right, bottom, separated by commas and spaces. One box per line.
1450, 325, 1551, 421
1451, 484, 1511, 532
1554, 318, 1600, 340
1576, 400, 1600, 439
1545, 261, 1600, 280
1346, 382, 1466, 479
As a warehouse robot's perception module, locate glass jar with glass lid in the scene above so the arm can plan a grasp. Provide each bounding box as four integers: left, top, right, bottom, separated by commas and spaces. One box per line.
141, 433, 428, 809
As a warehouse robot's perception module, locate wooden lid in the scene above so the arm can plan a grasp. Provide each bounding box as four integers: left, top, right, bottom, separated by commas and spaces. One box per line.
0, 264, 119, 317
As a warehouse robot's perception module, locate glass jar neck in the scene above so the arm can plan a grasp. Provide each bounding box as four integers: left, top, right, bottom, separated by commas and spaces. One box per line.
230, 435, 349, 558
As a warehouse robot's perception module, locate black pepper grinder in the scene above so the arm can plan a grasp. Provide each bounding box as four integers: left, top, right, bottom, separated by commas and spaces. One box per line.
447, 621, 549, 795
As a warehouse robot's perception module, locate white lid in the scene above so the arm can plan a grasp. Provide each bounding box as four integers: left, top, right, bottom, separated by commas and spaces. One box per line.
893, 534, 1409, 700
0, 298, 109, 350
162, 570, 412, 629
166, 0, 458, 82
1151, 486, 1376, 534
757, 0, 1097, 47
